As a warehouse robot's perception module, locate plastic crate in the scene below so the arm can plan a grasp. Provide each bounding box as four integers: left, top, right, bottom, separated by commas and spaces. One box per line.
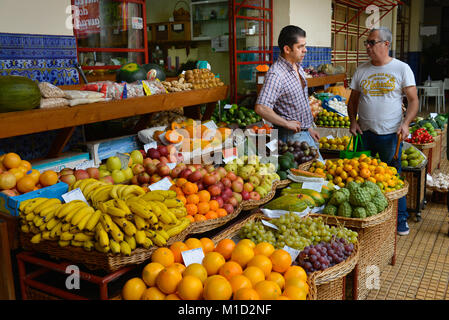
84, 135, 140, 166
31, 152, 90, 173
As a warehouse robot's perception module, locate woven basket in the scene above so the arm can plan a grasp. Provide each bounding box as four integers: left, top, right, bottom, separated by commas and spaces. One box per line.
297, 157, 318, 171
401, 165, 426, 212
241, 184, 277, 211
189, 203, 243, 234
275, 179, 291, 189
384, 180, 409, 201
426, 184, 449, 193
20, 224, 193, 273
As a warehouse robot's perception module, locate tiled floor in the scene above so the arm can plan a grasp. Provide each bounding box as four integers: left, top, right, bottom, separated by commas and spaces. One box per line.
366, 102, 449, 300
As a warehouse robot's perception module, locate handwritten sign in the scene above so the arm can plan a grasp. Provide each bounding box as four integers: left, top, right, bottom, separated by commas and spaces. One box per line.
62, 188, 88, 204
181, 248, 205, 267
283, 246, 300, 261
75, 160, 95, 170
149, 177, 173, 191
166, 163, 176, 170
302, 181, 323, 192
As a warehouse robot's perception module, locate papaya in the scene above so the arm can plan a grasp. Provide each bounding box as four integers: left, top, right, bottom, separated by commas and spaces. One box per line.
264, 195, 309, 212
297, 189, 325, 206
296, 194, 316, 207
290, 168, 325, 178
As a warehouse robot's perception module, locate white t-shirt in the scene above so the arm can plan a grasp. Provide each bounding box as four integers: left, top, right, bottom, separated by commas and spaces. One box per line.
350, 58, 416, 135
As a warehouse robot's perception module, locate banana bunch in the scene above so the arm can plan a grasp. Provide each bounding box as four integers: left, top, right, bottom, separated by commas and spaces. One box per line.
18, 189, 191, 256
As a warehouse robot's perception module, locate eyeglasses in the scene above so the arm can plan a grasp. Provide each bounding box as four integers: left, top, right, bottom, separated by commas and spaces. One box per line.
364, 40, 384, 46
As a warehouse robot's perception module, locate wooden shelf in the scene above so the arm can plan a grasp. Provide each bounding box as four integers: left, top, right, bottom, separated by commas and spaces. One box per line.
306, 73, 346, 88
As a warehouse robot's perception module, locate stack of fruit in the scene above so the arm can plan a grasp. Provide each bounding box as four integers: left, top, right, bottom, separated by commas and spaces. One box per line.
212, 104, 262, 128
224, 155, 280, 200
0, 152, 58, 197
19, 186, 191, 254
401, 146, 426, 168
321, 181, 389, 218
122, 237, 310, 300
314, 110, 350, 128
405, 128, 434, 144
277, 140, 319, 179
308, 154, 405, 192
250, 123, 273, 134
318, 136, 352, 151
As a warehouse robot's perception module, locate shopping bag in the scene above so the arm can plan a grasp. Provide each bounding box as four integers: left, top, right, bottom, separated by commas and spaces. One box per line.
339, 134, 371, 159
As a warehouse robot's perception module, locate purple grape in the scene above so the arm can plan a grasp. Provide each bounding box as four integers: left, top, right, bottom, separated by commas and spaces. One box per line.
313, 261, 322, 270
310, 255, 318, 262
309, 248, 317, 255
304, 262, 313, 270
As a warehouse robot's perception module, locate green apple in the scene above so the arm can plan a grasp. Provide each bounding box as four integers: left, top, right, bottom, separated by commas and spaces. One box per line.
107, 156, 122, 171
130, 150, 143, 165
122, 167, 133, 180
99, 169, 111, 178
99, 164, 108, 171
111, 169, 126, 184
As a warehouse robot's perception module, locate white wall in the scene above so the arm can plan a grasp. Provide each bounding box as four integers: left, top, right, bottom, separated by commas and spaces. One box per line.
409, 0, 424, 52
0, 0, 73, 35
273, 0, 289, 47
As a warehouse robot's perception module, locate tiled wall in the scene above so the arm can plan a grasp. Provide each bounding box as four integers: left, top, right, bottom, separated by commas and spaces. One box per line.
273, 46, 332, 68
0, 33, 83, 160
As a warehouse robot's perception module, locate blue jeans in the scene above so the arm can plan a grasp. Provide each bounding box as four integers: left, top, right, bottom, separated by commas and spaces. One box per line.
360, 130, 409, 224
276, 126, 324, 161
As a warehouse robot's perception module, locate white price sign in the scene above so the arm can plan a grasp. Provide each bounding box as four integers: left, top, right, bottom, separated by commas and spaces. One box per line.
302, 181, 323, 192
75, 160, 95, 170
430, 113, 438, 119
166, 163, 177, 170
261, 220, 279, 230
203, 120, 218, 130
283, 246, 301, 261
116, 153, 130, 170
144, 141, 157, 153
62, 188, 88, 204
181, 248, 205, 266
266, 139, 278, 152
149, 177, 173, 191
326, 135, 335, 140
224, 104, 232, 109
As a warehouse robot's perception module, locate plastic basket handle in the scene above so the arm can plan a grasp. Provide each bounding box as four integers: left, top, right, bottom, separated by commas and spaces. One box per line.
345, 133, 365, 153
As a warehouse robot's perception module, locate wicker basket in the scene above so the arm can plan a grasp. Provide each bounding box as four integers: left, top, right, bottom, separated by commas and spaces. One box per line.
275, 179, 291, 189
20, 224, 193, 273
384, 180, 409, 201
173, 0, 190, 21
297, 157, 318, 171
401, 164, 427, 213
241, 184, 277, 211
189, 203, 243, 234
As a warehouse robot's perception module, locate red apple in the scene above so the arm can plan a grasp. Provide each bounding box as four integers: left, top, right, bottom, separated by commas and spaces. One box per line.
199, 168, 207, 177
208, 184, 222, 197
157, 163, 170, 177
216, 167, 227, 179
137, 172, 151, 185
227, 196, 239, 208
159, 156, 169, 165
143, 157, 153, 166
99, 176, 114, 185
131, 175, 139, 185
232, 192, 243, 203
193, 164, 202, 170
158, 145, 168, 157
236, 177, 244, 185
59, 168, 74, 176
176, 163, 186, 171
74, 169, 89, 180
180, 169, 192, 179
202, 173, 217, 186
147, 148, 160, 160
216, 181, 224, 191
139, 150, 146, 158
249, 191, 261, 201
231, 181, 243, 193
204, 164, 215, 173
60, 174, 76, 186
243, 182, 254, 193
186, 165, 196, 172
223, 203, 234, 214
150, 174, 162, 184
212, 171, 221, 183
152, 159, 160, 165
241, 190, 250, 200
212, 196, 224, 208
188, 171, 202, 182
221, 177, 232, 188
196, 181, 204, 191
226, 171, 237, 181
132, 164, 145, 175
145, 163, 157, 175
170, 166, 183, 179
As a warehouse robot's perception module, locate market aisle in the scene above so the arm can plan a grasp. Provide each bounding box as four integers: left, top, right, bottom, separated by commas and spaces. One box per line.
367, 147, 449, 300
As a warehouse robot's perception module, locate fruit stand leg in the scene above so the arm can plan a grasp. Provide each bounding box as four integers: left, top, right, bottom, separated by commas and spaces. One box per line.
47, 126, 76, 158
352, 264, 359, 300
202, 102, 216, 121
0, 220, 15, 299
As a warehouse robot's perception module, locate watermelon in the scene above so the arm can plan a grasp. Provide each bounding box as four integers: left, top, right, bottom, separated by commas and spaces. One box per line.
142, 63, 166, 81
116, 63, 148, 83
0, 76, 41, 113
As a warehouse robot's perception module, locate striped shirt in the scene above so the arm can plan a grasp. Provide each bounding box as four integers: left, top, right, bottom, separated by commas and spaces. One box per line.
256, 55, 313, 129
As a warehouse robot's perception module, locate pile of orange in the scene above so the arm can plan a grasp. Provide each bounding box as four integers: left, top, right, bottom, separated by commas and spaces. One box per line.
170, 179, 228, 222
309, 154, 405, 193
122, 237, 309, 300
0, 152, 59, 194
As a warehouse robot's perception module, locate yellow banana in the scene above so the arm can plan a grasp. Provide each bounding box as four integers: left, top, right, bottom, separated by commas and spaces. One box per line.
117, 185, 129, 199
30, 226, 40, 234
21, 224, 30, 233
71, 179, 84, 191
85, 210, 102, 231
135, 230, 146, 245
115, 199, 131, 215
23, 198, 48, 214
99, 213, 113, 232
155, 229, 170, 241
71, 240, 84, 247
170, 207, 187, 218
50, 222, 63, 238
71, 206, 95, 226
134, 215, 149, 230
83, 181, 105, 199
151, 201, 173, 224
94, 242, 110, 253
83, 240, 94, 252
45, 218, 59, 231
57, 200, 85, 219
122, 185, 143, 198
144, 230, 156, 238
78, 178, 95, 194
166, 218, 191, 237
41, 206, 59, 222
33, 216, 44, 227
20, 197, 45, 212
128, 201, 152, 219
123, 221, 137, 237
109, 220, 124, 243
141, 192, 165, 202
110, 184, 121, 199
96, 201, 108, 213
90, 185, 113, 202
64, 203, 88, 223
150, 233, 167, 246
120, 241, 131, 256
112, 217, 128, 229
61, 223, 71, 232
124, 235, 136, 250
163, 198, 183, 208
106, 206, 127, 218
77, 211, 94, 231
60, 231, 74, 241
95, 223, 110, 248
25, 213, 36, 222
58, 240, 71, 247
31, 234, 42, 244
42, 231, 52, 241
34, 198, 62, 215
142, 237, 153, 249
74, 233, 93, 242
109, 239, 121, 254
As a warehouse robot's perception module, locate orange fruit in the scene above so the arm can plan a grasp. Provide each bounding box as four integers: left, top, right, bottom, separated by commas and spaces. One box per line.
229, 274, 252, 293
285, 277, 309, 294
183, 263, 208, 284
243, 266, 265, 286
184, 237, 203, 250
156, 267, 183, 294
186, 215, 195, 222
187, 194, 200, 205
219, 261, 243, 280
234, 288, 260, 300
254, 280, 282, 300
182, 182, 198, 195
284, 266, 308, 283
17, 166, 28, 175
142, 262, 165, 287
168, 262, 186, 274
200, 238, 215, 253
216, 208, 228, 217
194, 214, 207, 222
186, 204, 198, 216
176, 178, 188, 187
16, 176, 36, 194
177, 195, 187, 205
197, 202, 210, 214
19, 160, 32, 172
267, 271, 285, 290
202, 251, 226, 275
209, 200, 219, 211
39, 170, 58, 187
231, 243, 254, 268
215, 239, 236, 260
151, 247, 175, 267
254, 242, 275, 257
205, 211, 218, 220
270, 249, 292, 273
169, 241, 189, 263
26, 169, 40, 184
165, 293, 181, 300
282, 285, 307, 300
277, 295, 290, 300
122, 277, 147, 300
197, 190, 211, 203
203, 276, 232, 300
3, 153, 21, 169
238, 239, 256, 248
177, 275, 204, 300
247, 255, 273, 277
8, 167, 24, 181
141, 286, 166, 300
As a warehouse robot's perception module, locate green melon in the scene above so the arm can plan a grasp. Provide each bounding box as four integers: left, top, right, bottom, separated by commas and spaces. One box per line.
116, 63, 148, 83
0, 76, 41, 113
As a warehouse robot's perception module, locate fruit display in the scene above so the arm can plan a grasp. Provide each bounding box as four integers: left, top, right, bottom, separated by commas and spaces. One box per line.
19, 186, 191, 254
307, 154, 405, 192
122, 237, 310, 300
314, 110, 350, 128
405, 128, 434, 144
410, 120, 438, 137
211, 103, 262, 128
0, 152, 58, 196
319, 136, 352, 151
309, 95, 323, 118
321, 181, 388, 218
277, 140, 319, 179
427, 172, 449, 190
116, 63, 148, 83
181, 68, 225, 90
401, 145, 426, 168
250, 123, 273, 134
223, 155, 280, 200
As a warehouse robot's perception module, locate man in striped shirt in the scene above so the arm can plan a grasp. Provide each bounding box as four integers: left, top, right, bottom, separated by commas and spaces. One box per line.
255, 25, 320, 147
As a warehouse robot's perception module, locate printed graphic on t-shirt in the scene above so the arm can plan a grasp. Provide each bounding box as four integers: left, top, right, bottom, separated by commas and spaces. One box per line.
360, 73, 396, 96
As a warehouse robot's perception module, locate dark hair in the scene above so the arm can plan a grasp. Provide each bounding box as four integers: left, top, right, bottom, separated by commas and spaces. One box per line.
278, 25, 306, 54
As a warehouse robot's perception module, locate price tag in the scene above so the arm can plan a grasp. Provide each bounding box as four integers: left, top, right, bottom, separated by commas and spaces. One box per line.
266, 139, 278, 152
181, 248, 205, 267
326, 135, 334, 140
261, 220, 279, 230
75, 160, 95, 170
62, 188, 88, 204
182, 70, 186, 75
302, 181, 323, 192
224, 104, 232, 110
223, 155, 237, 164
144, 142, 157, 153
203, 120, 218, 130
334, 185, 341, 190
430, 113, 438, 119
132, 17, 143, 30
116, 153, 130, 170
283, 246, 300, 261
166, 163, 176, 170
149, 177, 173, 191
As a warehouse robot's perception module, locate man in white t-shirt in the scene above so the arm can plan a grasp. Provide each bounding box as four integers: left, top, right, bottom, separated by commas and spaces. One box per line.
348, 27, 419, 236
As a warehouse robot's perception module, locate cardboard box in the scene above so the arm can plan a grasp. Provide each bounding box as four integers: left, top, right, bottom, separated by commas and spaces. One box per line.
0, 182, 69, 217
84, 135, 140, 166
31, 152, 91, 173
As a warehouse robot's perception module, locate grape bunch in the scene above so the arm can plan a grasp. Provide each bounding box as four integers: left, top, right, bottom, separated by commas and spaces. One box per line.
240, 213, 358, 252
297, 238, 355, 274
